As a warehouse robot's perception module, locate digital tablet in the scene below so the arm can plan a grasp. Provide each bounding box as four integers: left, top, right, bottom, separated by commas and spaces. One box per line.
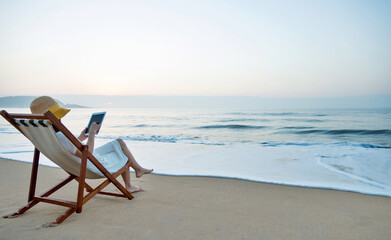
85, 112, 106, 135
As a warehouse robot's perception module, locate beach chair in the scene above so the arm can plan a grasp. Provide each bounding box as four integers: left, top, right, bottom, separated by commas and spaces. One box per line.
0, 110, 133, 227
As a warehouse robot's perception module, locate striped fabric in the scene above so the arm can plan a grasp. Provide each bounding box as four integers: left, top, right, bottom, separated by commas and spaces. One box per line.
13, 119, 106, 179
13, 119, 49, 128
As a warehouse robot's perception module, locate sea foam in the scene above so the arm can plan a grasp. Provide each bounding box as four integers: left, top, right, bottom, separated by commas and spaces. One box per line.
1, 139, 390, 197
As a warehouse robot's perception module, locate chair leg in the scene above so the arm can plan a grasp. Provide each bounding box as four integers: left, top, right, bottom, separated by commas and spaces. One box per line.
76, 148, 88, 213
3, 175, 76, 218
28, 148, 40, 202
3, 200, 39, 218
43, 208, 76, 227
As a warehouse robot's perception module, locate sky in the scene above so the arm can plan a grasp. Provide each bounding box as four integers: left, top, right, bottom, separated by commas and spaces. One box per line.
0, 0, 390, 97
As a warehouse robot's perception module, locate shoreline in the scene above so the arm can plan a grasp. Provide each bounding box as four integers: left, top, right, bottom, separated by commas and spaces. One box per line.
2, 156, 390, 198
1, 157, 390, 239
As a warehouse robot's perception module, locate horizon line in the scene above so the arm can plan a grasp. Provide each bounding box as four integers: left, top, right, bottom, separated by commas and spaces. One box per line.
1, 94, 391, 99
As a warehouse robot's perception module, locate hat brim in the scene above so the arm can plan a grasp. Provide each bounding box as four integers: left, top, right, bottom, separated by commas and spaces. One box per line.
52, 107, 71, 119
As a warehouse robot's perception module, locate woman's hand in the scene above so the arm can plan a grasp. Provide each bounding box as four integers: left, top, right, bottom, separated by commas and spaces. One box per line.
77, 122, 100, 141
89, 122, 101, 135
78, 128, 88, 141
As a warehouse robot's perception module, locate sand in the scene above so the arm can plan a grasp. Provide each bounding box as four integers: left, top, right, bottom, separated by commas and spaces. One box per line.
0, 157, 390, 240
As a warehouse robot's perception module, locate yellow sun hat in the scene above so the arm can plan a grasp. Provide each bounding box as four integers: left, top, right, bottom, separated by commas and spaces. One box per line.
30, 96, 71, 119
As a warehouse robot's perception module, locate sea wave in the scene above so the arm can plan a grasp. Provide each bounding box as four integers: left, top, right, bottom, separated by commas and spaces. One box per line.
0, 127, 18, 134
264, 112, 297, 116
217, 118, 270, 122
0, 150, 34, 154
133, 124, 169, 128
259, 141, 390, 149
196, 124, 268, 129
283, 118, 325, 122
228, 112, 328, 117
100, 134, 230, 145
112, 124, 173, 128
99, 135, 180, 143
0, 130, 19, 134
280, 126, 315, 129
286, 129, 391, 136
100, 132, 391, 149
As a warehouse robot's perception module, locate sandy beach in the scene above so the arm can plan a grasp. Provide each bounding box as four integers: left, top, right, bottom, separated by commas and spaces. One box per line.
0, 157, 390, 240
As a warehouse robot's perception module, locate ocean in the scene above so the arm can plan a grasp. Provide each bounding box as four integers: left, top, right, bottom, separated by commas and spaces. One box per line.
0, 107, 390, 197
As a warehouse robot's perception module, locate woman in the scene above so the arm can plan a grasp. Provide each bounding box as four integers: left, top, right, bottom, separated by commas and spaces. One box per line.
30, 96, 152, 193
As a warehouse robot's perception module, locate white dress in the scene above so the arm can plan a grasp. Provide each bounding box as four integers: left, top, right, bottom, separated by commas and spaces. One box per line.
56, 132, 128, 173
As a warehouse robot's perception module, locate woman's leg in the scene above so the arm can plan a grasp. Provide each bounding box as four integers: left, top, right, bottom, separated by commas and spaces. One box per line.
117, 138, 153, 178
121, 168, 142, 193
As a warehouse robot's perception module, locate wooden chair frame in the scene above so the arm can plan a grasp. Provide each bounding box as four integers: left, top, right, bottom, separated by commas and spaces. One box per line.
1, 110, 133, 227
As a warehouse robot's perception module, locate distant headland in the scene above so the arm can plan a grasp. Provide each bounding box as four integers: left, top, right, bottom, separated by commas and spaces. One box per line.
0, 96, 89, 108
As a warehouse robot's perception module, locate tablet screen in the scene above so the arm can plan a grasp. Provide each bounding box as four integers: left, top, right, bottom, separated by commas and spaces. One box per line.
86, 112, 106, 135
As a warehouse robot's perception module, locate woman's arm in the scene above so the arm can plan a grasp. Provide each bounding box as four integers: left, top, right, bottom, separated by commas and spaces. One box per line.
74, 122, 100, 158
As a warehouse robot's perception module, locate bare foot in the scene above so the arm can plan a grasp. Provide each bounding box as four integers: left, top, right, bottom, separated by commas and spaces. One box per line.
135, 168, 153, 178
127, 185, 143, 193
